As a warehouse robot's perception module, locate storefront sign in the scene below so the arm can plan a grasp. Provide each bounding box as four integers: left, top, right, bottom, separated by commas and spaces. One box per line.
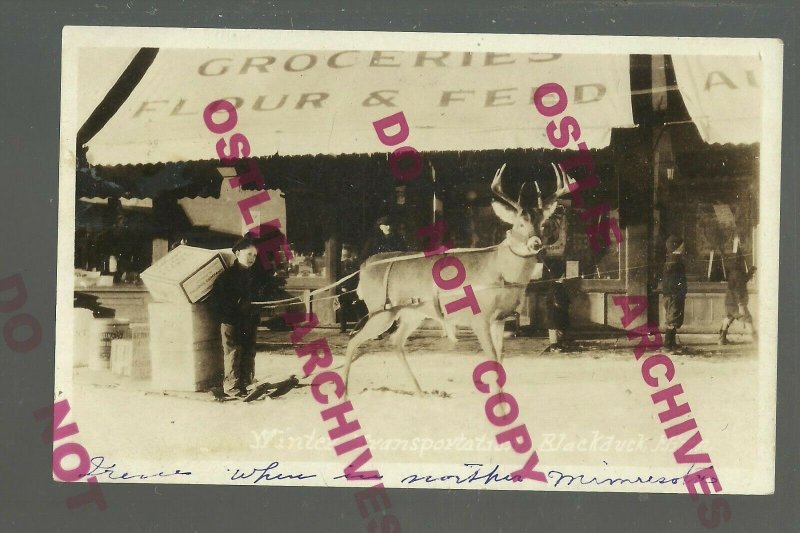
84, 49, 633, 164
672, 55, 762, 144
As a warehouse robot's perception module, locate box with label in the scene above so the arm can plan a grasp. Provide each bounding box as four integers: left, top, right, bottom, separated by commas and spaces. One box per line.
214, 248, 237, 268
141, 245, 227, 304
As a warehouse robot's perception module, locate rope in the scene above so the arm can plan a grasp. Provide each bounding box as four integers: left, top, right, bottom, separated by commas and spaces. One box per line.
251, 249, 755, 308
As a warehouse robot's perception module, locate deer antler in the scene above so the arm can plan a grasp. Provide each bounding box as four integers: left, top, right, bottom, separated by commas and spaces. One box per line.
490, 163, 521, 212
516, 182, 529, 206
534, 181, 543, 208
540, 163, 575, 221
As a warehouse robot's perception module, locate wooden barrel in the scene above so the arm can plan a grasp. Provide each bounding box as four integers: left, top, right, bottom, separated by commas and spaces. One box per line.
129, 322, 151, 379
72, 308, 95, 367
89, 318, 130, 371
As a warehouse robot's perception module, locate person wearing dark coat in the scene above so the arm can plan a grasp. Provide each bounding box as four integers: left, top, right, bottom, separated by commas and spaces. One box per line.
210, 237, 262, 396
337, 244, 367, 333
543, 262, 570, 352
354, 217, 409, 337
719, 242, 757, 344
360, 216, 409, 260
661, 235, 688, 352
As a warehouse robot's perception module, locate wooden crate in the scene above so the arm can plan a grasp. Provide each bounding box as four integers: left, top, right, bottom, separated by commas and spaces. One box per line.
149, 339, 223, 391
148, 302, 220, 344
148, 302, 222, 391
141, 245, 226, 304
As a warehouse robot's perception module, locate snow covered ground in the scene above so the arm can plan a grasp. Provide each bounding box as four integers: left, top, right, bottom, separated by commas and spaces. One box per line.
68, 330, 763, 493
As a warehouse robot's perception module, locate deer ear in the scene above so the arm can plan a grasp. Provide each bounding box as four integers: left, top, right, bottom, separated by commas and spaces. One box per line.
491, 200, 518, 225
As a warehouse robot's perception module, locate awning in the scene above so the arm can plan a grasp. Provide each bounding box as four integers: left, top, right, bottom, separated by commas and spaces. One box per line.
76, 160, 224, 199
84, 49, 634, 165
78, 47, 139, 128
672, 55, 762, 145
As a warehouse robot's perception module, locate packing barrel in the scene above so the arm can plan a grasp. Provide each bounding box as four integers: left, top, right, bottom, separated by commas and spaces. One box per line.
89, 318, 130, 371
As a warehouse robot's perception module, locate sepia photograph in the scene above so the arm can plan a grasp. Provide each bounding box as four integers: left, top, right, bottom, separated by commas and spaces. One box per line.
56, 27, 781, 499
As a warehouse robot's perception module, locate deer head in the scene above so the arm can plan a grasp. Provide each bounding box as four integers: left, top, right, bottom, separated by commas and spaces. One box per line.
490, 163, 573, 256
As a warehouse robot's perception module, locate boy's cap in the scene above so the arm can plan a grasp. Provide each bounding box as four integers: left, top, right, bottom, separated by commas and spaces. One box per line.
232, 236, 256, 253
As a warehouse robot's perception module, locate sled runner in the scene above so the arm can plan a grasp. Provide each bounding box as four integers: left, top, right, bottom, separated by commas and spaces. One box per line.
144, 375, 306, 403
241, 375, 301, 402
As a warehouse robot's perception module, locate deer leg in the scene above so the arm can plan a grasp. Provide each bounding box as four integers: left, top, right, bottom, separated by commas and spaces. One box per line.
473, 320, 499, 363
472, 319, 511, 415
424, 305, 457, 343
344, 310, 397, 396
434, 317, 457, 342
490, 319, 505, 364
443, 321, 458, 343
391, 311, 426, 395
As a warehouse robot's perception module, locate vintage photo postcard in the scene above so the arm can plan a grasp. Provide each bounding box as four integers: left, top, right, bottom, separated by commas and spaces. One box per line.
56, 27, 782, 500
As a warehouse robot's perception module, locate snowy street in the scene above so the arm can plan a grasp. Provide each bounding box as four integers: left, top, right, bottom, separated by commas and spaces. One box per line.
68, 328, 761, 492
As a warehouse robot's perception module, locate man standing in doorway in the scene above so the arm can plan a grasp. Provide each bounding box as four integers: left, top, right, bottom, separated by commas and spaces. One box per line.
361, 216, 409, 260
354, 216, 409, 337
661, 235, 688, 353
719, 237, 757, 345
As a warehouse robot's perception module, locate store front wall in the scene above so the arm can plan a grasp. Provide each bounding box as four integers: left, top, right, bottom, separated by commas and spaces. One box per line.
77, 122, 759, 335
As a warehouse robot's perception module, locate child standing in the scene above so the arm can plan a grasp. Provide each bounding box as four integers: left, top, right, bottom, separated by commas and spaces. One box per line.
210, 237, 261, 396
719, 238, 757, 344
544, 263, 570, 352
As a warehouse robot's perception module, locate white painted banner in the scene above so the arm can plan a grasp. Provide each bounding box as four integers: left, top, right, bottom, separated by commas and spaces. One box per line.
83, 49, 634, 165
673, 55, 762, 145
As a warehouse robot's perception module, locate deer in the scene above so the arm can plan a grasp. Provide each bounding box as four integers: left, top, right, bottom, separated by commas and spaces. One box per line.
343, 163, 574, 395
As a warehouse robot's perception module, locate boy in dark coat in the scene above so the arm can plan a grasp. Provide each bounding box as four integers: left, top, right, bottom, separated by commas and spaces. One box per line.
337, 244, 366, 333
210, 237, 261, 396
544, 263, 570, 352
661, 235, 688, 352
719, 241, 757, 344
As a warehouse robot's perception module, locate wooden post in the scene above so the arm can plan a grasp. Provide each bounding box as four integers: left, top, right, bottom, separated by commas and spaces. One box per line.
615, 54, 660, 327
314, 236, 340, 325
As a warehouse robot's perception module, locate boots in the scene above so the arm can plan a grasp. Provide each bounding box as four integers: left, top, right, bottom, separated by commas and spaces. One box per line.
663, 328, 677, 352
719, 318, 734, 345
745, 320, 758, 342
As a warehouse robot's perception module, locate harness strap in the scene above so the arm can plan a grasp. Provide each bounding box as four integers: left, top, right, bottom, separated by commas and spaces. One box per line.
432, 291, 444, 321
253, 243, 509, 307
382, 261, 395, 310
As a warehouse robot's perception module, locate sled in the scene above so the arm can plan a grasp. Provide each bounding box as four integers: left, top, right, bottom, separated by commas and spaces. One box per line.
144, 375, 306, 403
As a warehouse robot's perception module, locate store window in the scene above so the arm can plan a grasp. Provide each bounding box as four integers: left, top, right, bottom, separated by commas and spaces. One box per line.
661, 199, 756, 283
549, 204, 622, 281
74, 198, 155, 284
